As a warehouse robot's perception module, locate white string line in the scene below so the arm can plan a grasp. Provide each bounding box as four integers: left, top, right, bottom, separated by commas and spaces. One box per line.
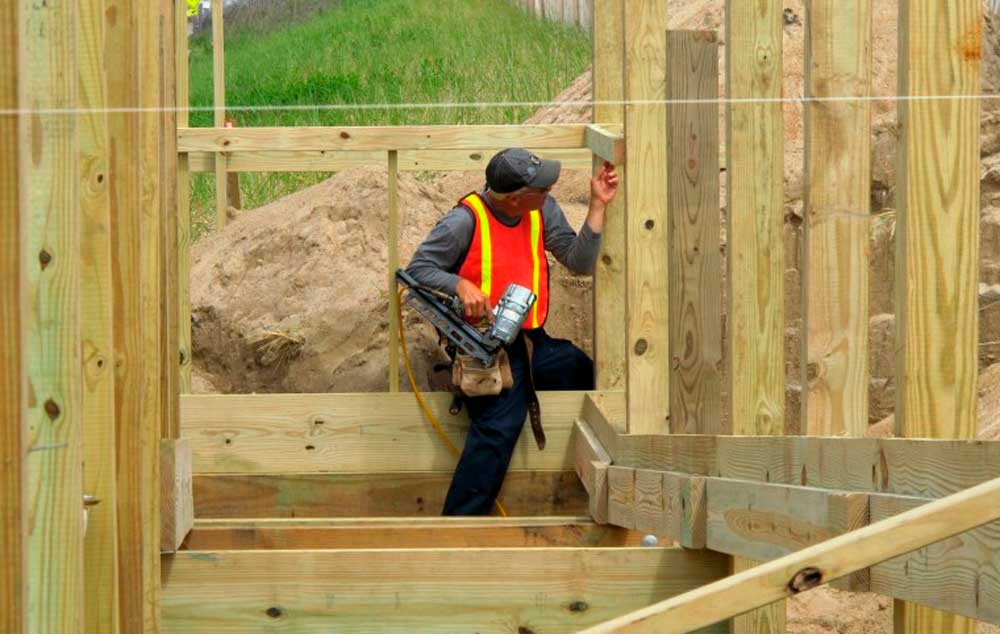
3, 93, 1000, 116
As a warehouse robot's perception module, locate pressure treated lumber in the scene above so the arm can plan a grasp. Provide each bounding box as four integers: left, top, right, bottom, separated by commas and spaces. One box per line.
176, 0, 192, 394
186, 148, 593, 173
177, 124, 590, 152
666, 30, 722, 435
193, 470, 589, 518
585, 124, 626, 164
0, 3, 24, 631
106, 1, 148, 630
623, 0, 670, 433
388, 149, 400, 392
801, 0, 871, 436
575, 476, 1000, 634
212, 0, 227, 229
185, 517, 640, 550
591, 0, 627, 391
181, 391, 625, 473
160, 0, 180, 441
895, 1, 981, 631
21, 2, 86, 633
79, 0, 120, 631
162, 548, 730, 634
160, 440, 194, 553
573, 420, 612, 523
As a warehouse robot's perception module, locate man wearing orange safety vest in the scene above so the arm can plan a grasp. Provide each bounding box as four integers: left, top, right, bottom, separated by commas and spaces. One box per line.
406, 148, 620, 515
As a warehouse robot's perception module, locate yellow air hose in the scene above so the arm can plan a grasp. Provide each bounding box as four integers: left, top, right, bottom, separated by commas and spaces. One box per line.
396, 286, 507, 517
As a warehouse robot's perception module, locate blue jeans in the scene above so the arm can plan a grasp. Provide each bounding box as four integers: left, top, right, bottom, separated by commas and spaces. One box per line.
442, 328, 594, 515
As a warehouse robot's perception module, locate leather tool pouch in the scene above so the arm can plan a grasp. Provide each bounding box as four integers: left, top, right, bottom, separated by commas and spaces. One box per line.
453, 350, 513, 397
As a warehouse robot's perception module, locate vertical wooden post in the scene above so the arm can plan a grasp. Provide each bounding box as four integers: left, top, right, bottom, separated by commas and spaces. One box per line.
894, 1, 980, 633
20, 1, 86, 632
726, 0, 785, 631
212, 0, 228, 230
0, 4, 26, 633
802, 0, 871, 437
592, 0, 627, 392
177, 0, 193, 395
623, 0, 669, 434
161, 0, 180, 441
79, 0, 121, 632
388, 150, 400, 392
666, 30, 722, 435
105, 1, 146, 630
138, 3, 165, 631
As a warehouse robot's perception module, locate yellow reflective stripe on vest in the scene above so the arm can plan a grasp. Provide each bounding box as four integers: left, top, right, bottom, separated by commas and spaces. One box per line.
529, 210, 542, 328
465, 195, 492, 298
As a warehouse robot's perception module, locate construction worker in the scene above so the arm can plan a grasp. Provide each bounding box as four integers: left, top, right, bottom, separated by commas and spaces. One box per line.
406, 148, 619, 515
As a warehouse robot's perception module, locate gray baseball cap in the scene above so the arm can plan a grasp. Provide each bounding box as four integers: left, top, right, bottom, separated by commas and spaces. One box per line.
485, 148, 561, 194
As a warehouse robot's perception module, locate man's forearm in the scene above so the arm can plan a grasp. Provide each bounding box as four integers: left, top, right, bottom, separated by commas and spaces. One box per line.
585, 200, 607, 235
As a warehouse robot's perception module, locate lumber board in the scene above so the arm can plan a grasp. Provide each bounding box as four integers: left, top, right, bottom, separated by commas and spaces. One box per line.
629, 469, 706, 549
591, 0, 628, 391
388, 150, 400, 392
106, 1, 147, 630
623, 0, 670, 433
577, 476, 1000, 634
896, 2, 982, 630
585, 124, 626, 165
185, 148, 593, 173
801, 0, 871, 436
573, 420, 612, 524
79, 0, 120, 631
177, 0, 192, 395
666, 30, 723, 435
869, 495, 1000, 624
161, 547, 730, 634
177, 124, 590, 152
21, 1, 86, 632
608, 465, 637, 529
161, 440, 194, 553
181, 391, 620, 474
160, 0, 180, 440
212, 0, 226, 229
184, 517, 641, 550
193, 470, 589, 518
0, 2, 24, 630
725, 0, 785, 437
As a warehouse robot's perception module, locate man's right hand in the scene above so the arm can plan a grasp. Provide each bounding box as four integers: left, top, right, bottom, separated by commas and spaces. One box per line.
455, 278, 492, 323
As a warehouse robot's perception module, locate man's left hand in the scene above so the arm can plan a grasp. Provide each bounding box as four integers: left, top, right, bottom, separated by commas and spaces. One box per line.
591, 161, 620, 206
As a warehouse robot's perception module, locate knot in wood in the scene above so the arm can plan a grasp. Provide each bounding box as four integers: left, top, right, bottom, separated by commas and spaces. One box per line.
568, 600, 589, 612
44, 399, 60, 420
788, 566, 824, 593
265, 607, 283, 619
634, 338, 648, 356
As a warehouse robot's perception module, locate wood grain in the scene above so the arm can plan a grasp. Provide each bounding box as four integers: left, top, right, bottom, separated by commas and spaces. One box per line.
895, 1, 981, 631
623, 0, 670, 433
212, 0, 227, 229
388, 150, 400, 392
592, 0, 628, 391
0, 2, 24, 631
162, 548, 730, 634
666, 30, 723, 435
21, 1, 86, 632
161, 440, 194, 554
177, 0, 192, 395
802, 0, 871, 436
181, 391, 611, 474
192, 470, 590, 518
160, 0, 180, 441
608, 465, 637, 529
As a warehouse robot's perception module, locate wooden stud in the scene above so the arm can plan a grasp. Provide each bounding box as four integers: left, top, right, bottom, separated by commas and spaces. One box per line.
193, 470, 591, 518
576, 476, 1000, 634
608, 466, 637, 529
666, 30, 722, 435
801, 0, 871, 436
726, 0, 785, 629
178, 124, 592, 152
20, 0, 86, 631
0, 2, 25, 632
160, 439, 194, 553
585, 124, 625, 164
388, 149, 400, 392
160, 0, 180, 441
895, 1, 981, 632
623, 0, 669, 433
176, 0, 192, 395
573, 421, 612, 521
212, 0, 227, 229
162, 548, 731, 634
105, 1, 146, 629
79, 0, 121, 632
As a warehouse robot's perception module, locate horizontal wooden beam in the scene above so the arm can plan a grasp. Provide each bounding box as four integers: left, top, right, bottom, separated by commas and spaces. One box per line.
585, 124, 626, 164
193, 470, 589, 518
181, 391, 625, 474
160, 439, 194, 553
184, 516, 641, 550
186, 148, 594, 173
177, 124, 590, 153
162, 547, 730, 634
576, 476, 1000, 634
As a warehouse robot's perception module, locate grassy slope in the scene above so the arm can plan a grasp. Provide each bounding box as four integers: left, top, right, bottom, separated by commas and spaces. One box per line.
187, 0, 591, 238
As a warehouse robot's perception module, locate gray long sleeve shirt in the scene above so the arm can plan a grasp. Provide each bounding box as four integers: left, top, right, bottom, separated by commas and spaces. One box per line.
405, 188, 602, 294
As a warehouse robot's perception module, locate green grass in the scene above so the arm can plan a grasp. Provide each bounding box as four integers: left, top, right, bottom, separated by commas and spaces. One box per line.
187, 0, 591, 238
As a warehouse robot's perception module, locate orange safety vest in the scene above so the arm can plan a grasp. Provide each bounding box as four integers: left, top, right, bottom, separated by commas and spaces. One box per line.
457, 192, 549, 329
